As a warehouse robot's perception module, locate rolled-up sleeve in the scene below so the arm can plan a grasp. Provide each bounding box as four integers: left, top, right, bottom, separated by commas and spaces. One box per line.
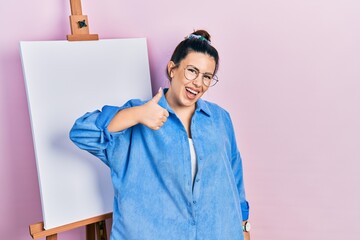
233, 150, 250, 221
69, 100, 138, 166
69, 106, 120, 165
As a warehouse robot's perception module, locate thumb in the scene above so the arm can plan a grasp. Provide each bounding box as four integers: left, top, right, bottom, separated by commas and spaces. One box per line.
152, 87, 163, 103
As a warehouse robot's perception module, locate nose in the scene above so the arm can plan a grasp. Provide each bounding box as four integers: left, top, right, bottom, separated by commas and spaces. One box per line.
192, 75, 203, 87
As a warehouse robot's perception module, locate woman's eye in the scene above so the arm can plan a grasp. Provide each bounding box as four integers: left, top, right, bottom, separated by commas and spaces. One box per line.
204, 75, 212, 80
188, 68, 197, 73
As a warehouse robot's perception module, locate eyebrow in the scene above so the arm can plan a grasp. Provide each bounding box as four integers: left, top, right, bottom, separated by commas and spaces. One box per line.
188, 65, 214, 75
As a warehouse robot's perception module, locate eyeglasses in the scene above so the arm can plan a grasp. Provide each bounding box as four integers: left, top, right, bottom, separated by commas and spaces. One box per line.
183, 65, 219, 87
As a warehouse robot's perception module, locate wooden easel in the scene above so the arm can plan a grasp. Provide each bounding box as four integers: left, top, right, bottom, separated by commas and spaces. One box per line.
67, 0, 99, 41
29, 1, 110, 239
29, 212, 112, 240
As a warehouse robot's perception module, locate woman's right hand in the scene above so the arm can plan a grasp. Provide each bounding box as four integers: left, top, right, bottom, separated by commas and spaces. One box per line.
138, 88, 169, 130
108, 88, 169, 132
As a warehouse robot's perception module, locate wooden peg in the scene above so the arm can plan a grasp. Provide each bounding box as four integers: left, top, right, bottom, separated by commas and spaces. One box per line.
67, 0, 99, 41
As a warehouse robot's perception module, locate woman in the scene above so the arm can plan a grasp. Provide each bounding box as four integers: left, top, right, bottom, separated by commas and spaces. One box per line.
70, 30, 250, 240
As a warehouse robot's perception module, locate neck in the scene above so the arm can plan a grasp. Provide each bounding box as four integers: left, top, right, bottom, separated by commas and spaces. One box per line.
165, 91, 196, 117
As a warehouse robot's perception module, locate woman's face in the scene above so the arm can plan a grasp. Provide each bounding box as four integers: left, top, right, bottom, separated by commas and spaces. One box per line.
166, 51, 216, 110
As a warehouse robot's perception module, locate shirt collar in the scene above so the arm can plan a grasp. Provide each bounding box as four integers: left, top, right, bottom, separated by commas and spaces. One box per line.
158, 88, 211, 117
194, 97, 211, 117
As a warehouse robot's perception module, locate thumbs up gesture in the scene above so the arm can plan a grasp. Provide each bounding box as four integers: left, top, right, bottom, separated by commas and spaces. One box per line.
139, 88, 169, 130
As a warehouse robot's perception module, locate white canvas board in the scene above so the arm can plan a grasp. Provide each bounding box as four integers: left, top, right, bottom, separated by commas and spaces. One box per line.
20, 39, 152, 229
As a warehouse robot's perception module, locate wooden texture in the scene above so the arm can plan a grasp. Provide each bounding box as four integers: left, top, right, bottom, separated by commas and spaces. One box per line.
86, 223, 96, 240
69, 15, 90, 35
29, 213, 112, 239
67, 33, 99, 41
67, 0, 99, 40
70, 0, 82, 15
46, 235, 58, 240
96, 221, 108, 240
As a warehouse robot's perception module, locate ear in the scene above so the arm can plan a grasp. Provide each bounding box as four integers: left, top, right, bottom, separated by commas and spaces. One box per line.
167, 61, 176, 78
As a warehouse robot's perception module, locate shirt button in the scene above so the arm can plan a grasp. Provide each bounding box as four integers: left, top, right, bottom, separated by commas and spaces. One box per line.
196, 179, 200, 182
193, 201, 197, 204
191, 220, 196, 225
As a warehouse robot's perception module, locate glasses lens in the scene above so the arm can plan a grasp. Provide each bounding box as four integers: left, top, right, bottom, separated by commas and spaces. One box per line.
184, 66, 219, 87
184, 66, 198, 81
208, 75, 218, 87
202, 74, 213, 86
202, 75, 218, 87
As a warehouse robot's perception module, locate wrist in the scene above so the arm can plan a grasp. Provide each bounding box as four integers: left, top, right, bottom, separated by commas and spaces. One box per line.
132, 106, 143, 125
242, 221, 251, 232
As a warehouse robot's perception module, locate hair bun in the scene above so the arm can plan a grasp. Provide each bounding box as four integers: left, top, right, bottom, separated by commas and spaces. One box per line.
191, 30, 211, 42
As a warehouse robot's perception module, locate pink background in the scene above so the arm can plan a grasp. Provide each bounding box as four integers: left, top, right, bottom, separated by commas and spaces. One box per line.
1, 0, 359, 239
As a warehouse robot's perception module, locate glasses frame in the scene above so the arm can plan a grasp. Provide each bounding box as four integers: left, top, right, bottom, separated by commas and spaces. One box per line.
183, 65, 219, 87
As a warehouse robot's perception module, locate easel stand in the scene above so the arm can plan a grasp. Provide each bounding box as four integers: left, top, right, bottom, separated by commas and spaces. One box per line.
67, 0, 99, 41
29, 0, 108, 238
29, 213, 112, 240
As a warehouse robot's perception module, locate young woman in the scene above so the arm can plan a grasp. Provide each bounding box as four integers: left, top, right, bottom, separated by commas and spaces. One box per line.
70, 30, 250, 240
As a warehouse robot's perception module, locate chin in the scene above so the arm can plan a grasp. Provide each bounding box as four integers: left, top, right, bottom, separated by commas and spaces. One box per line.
181, 94, 202, 107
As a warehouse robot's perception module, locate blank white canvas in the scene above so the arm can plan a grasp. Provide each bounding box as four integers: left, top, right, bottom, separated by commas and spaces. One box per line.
20, 39, 152, 229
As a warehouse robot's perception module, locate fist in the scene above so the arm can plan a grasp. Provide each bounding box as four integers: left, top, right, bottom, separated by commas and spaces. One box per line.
139, 88, 169, 130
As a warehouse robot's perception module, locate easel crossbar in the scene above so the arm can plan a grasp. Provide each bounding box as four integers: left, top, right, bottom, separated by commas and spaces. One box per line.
29, 212, 112, 239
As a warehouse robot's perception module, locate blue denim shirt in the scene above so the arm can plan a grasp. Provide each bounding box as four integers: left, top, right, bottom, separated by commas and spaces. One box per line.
70, 89, 249, 240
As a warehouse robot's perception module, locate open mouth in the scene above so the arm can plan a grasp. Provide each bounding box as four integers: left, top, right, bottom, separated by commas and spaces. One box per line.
185, 87, 199, 96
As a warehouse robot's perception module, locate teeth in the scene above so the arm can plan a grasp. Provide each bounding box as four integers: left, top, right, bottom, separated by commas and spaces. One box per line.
186, 87, 199, 95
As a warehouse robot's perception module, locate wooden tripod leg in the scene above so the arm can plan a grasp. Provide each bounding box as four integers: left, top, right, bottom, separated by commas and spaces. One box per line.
96, 220, 108, 240
46, 234, 57, 240
86, 223, 96, 240
29, 214, 112, 239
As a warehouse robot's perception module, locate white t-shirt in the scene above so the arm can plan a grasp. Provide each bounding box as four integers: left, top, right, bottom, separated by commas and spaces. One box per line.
188, 138, 197, 184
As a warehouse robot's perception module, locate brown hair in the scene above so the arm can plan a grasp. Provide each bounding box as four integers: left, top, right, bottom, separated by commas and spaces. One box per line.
166, 30, 220, 80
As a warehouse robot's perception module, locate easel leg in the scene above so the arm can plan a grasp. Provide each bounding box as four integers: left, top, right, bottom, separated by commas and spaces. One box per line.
46, 234, 57, 240
29, 213, 112, 240
96, 220, 108, 240
86, 223, 96, 240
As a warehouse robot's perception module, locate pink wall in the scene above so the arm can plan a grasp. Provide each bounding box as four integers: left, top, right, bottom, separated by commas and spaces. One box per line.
1, 0, 359, 239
